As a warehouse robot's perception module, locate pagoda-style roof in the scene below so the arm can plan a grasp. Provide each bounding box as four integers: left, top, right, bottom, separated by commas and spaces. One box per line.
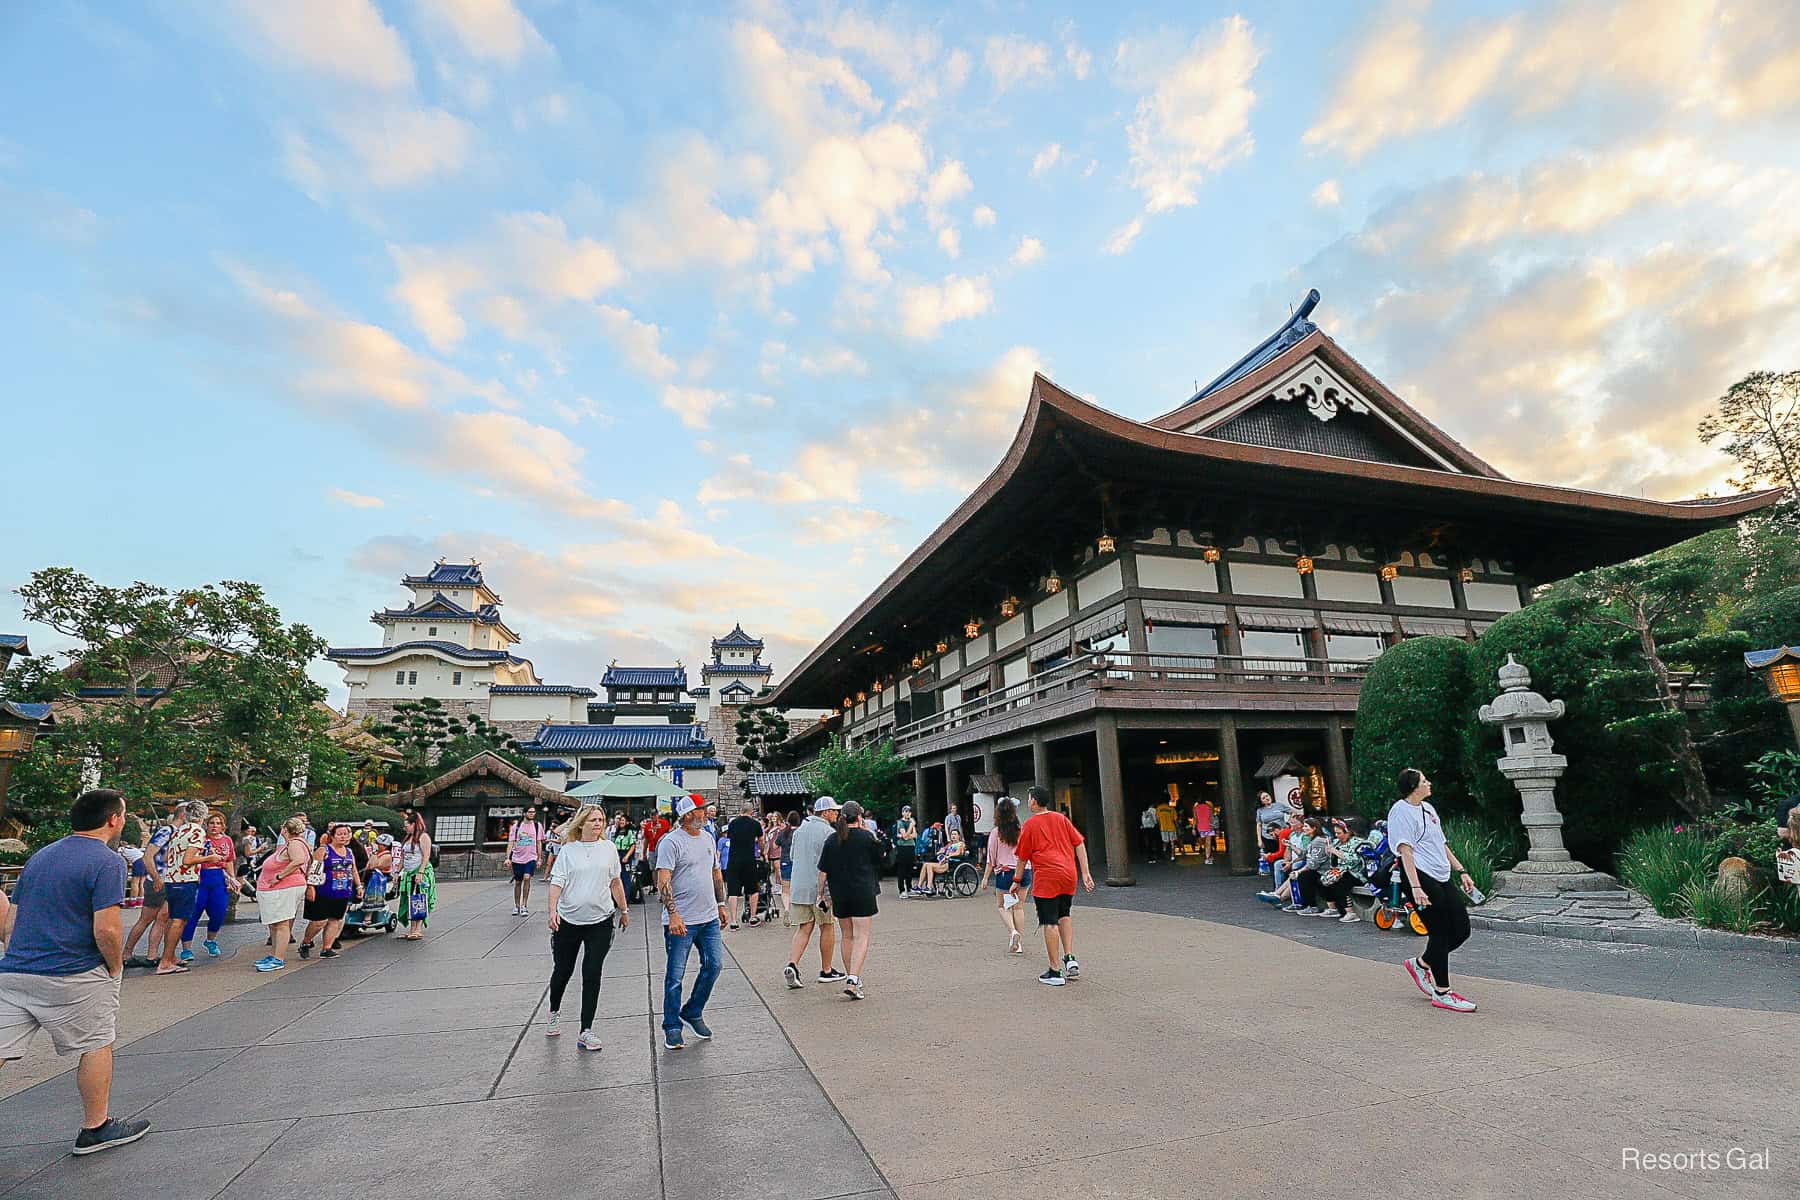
520, 723, 713, 754
701, 661, 773, 676
403, 561, 487, 589
1, 700, 52, 723
765, 327, 1780, 709
0, 634, 30, 655
1744, 646, 1800, 670
748, 771, 813, 798
491, 684, 597, 697
387, 750, 562, 808
373, 593, 518, 640
712, 623, 765, 652
661, 757, 726, 771
326, 640, 523, 665
602, 666, 688, 690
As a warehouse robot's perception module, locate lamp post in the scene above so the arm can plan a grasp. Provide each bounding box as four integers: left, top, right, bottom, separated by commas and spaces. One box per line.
1745, 645, 1800, 748
0, 702, 46, 822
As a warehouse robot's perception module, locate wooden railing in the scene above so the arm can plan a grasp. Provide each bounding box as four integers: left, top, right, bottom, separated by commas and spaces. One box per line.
892, 651, 1370, 747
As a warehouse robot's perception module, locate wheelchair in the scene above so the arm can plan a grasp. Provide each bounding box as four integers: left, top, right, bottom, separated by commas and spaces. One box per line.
913, 853, 981, 898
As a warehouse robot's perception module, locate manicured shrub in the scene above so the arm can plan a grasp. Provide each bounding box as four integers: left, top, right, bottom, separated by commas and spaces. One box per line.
1351, 636, 1476, 822
1616, 825, 1713, 917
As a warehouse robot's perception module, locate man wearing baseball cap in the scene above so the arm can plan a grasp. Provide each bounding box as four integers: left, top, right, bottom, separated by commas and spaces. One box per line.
781, 796, 846, 990
654, 796, 727, 1051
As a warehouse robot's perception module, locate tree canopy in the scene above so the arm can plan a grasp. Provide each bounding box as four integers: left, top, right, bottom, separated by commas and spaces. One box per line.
366, 698, 537, 790
804, 737, 909, 820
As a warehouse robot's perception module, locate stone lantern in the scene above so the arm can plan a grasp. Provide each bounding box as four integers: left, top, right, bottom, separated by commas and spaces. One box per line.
1477, 655, 1617, 895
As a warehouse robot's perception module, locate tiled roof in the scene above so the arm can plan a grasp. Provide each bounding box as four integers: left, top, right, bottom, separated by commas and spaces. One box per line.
530, 758, 575, 772
602, 666, 688, 689
0, 634, 29, 653
718, 681, 755, 695
521, 723, 714, 753
490, 684, 597, 696
660, 757, 725, 770
689, 687, 710, 696
712, 623, 764, 650
1, 700, 52, 722
75, 687, 168, 698
1183, 289, 1320, 406
702, 661, 773, 675
1745, 646, 1800, 669
326, 640, 517, 663
402, 562, 487, 589
748, 771, 812, 797
374, 594, 510, 628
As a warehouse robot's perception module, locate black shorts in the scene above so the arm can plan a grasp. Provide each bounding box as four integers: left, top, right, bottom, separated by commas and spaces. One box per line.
304, 895, 351, 922
725, 862, 760, 898
511, 860, 537, 880
832, 890, 879, 919
1033, 893, 1074, 927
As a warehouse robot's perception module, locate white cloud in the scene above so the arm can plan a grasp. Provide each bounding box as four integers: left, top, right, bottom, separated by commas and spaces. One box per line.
1011, 236, 1044, 266
794, 506, 902, 545
596, 306, 678, 380
389, 212, 623, 349
614, 136, 761, 276
1031, 142, 1063, 176
1121, 17, 1260, 214
938, 226, 961, 258
1062, 22, 1093, 80
331, 106, 474, 188
329, 488, 385, 509
985, 35, 1053, 91
1103, 218, 1143, 255
229, 0, 414, 90
759, 122, 930, 281
735, 20, 882, 148
660, 384, 726, 429
972, 204, 997, 227
1312, 179, 1341, 208
422, 0, 547, 65
797, 347, 869, 376
898, 274, 994, 338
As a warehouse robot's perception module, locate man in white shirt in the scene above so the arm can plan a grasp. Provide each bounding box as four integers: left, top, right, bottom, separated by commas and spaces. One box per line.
781, 796, 845, 990
1387, 768, 1479, 1013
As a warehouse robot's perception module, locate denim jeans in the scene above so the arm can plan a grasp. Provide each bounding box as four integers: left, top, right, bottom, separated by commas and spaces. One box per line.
1271, 859, 1289, 891
662, 919, 723, 1034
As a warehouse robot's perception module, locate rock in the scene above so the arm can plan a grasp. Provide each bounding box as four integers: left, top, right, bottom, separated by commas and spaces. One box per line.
1716, 857, 1751, 896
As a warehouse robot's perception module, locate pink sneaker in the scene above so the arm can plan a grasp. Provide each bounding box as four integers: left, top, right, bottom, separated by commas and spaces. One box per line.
1404, 957, 1434, 998
1431, 991, 1477, 1013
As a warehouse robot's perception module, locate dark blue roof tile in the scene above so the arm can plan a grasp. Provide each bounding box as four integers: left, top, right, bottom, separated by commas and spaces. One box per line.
661, 757, 725, 770
711, 623, 764, 650
602, 666, 688, 689
521, 724, 714, 753
490, 684, 597, 696
1182, 289, 1320, 407
326, 640, 517, 663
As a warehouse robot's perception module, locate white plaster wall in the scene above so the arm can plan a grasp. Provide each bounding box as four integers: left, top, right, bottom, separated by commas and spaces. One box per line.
1136, 555, 1219, 592
995, 614, 1026, 651
489, 693, 586, 723
357, 655, 495, 701
1463, 581, 1521, 612
1392, 576, 1457, 608
1312, 569, 1382, 604
1032, 591, 1070, 629
1002, 655, 1029, 688
1077, 560, 1124, 607
1227, 562, 1305, 598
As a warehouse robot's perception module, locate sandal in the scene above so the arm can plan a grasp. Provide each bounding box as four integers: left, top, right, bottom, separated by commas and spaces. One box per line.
153, 965, 191, 975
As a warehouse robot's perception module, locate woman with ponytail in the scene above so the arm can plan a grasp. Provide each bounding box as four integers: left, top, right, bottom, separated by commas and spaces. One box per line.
815, 801, 883, 1000
979, 797, 1028, 954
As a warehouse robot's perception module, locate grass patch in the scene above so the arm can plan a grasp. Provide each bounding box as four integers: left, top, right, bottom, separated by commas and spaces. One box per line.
1675, 879, 1765, 933
1441, 814, 1524, 897
1616, 825, 1712, 918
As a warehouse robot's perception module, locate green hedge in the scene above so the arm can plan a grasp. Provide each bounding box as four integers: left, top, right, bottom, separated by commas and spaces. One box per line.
1351, 636, 1476, 821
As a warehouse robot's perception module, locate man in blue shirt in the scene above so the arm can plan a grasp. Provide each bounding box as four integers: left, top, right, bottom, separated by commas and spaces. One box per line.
0, 789, 150, 1155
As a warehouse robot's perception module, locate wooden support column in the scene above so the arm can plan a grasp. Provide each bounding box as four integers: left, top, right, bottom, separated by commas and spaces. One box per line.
1095, 713, 1134, 886
1324, 716, 1353, 816
912, 766, 926, 813
1220, 716, 1255, 875
1032, 738, 1052, 795
1119, 545, 1149, 657
939, 761, 955, 826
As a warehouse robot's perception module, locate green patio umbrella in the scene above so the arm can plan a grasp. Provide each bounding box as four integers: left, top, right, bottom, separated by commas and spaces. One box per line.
567, 763, 693, 802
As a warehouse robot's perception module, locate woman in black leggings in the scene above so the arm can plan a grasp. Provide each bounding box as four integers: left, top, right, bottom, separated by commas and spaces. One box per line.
544, 804, 630, 1050
1387, 769, 1477, 1013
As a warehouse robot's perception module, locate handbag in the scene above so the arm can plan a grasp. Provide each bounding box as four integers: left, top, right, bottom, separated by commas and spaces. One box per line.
306, 853, 326, 887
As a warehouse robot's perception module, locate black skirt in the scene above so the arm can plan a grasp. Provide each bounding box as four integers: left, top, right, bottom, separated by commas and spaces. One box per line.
830, 888, 879, 919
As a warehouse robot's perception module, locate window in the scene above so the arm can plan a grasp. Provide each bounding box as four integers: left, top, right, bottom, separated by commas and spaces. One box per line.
434, 814, 477, 843
452, 671, 462, 685
1238, 629, 1306, 663
408, 671, 418, 685
1325, 633, 1385, 671
428, 626, 438, 636
395, 670, 406, 685
1146, 624, 1220, 678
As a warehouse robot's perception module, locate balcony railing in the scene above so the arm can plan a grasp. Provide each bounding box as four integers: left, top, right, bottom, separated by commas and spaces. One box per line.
892, 651, 1369, 747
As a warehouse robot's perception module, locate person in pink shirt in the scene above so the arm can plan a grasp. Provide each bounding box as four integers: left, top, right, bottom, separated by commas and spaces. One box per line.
977, 797, 1029, 955
1192, 799, 1216, 865
508, 806, 546, 917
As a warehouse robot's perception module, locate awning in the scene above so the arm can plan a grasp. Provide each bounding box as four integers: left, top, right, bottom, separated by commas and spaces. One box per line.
1400, 616, 1469, 637
1028, 635, 1071, 663
1235, 607, 1312, 630
1321, 612, 1393, 635
1071, 604, 1127, 644
1253, 753, 1305, 779
1142, 600, 1229, 626
969, 773, 1006, 794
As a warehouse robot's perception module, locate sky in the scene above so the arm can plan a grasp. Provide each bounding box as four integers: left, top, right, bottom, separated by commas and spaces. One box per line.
4, 0, 1799, 706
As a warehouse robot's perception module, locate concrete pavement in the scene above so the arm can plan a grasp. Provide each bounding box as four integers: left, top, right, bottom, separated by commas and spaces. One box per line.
0, 881, 891, 1200
737, 886, 1797, 1200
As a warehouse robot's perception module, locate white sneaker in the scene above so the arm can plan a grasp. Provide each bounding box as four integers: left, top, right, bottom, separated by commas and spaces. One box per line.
520, 909, 531, 918
544, 1011, 561, 1037
1339, 911, 1362, 923
511, 906, 521, 916
1431, 990, 1477, 1013
1062, 956, 1080, 980
1008, 931, 1022, 954
577, 1029, 604, 1050
783, 963, 803, 989
844, 976, 864, 1000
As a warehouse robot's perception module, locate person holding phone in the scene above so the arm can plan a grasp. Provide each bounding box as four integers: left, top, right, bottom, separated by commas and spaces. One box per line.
1389, 768, 1479, 1013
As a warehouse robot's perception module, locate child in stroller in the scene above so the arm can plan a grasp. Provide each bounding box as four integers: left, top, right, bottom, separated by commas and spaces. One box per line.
1361, 823, 1428, 935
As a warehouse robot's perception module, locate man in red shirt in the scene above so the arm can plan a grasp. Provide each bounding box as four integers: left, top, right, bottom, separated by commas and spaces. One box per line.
1008, 785, 1095, 986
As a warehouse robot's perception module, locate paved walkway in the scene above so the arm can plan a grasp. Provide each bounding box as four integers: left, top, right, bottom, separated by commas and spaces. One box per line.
0, 881, 891, 1200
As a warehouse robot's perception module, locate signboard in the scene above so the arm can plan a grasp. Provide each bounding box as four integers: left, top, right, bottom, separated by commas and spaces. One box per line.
1778, 848, 1799, 885
1154, 751, 1220, 765
488, 805, 524, 818
972, 792, 994, 834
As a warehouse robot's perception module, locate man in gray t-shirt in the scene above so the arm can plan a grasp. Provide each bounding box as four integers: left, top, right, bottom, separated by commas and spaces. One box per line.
781, 796, 843, 990
654, 797, 725, 1051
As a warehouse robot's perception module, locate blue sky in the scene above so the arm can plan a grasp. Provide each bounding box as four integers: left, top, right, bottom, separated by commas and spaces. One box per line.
4, 1, 1798, 703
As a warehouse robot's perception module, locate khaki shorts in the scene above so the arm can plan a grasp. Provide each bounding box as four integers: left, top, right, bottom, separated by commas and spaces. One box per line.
785, 902, 834, 928
258, 885, 306, 926
0, 966, 122, 1059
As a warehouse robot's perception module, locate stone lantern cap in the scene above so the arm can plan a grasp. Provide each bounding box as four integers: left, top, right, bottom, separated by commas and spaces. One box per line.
1477, 654, 1565, 726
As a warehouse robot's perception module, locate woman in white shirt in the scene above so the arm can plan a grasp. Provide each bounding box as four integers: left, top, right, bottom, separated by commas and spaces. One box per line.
544, 804, 629, 1051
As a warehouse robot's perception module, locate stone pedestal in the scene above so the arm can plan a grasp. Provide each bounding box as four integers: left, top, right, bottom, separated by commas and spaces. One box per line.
1478, 655, 1618, 897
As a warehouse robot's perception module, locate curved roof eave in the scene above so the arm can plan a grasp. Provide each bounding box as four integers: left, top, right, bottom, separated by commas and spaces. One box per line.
762, 373, 1783, 708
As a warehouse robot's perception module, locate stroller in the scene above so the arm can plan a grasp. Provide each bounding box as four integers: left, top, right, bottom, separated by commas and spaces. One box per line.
1361, 824, 1427, 936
